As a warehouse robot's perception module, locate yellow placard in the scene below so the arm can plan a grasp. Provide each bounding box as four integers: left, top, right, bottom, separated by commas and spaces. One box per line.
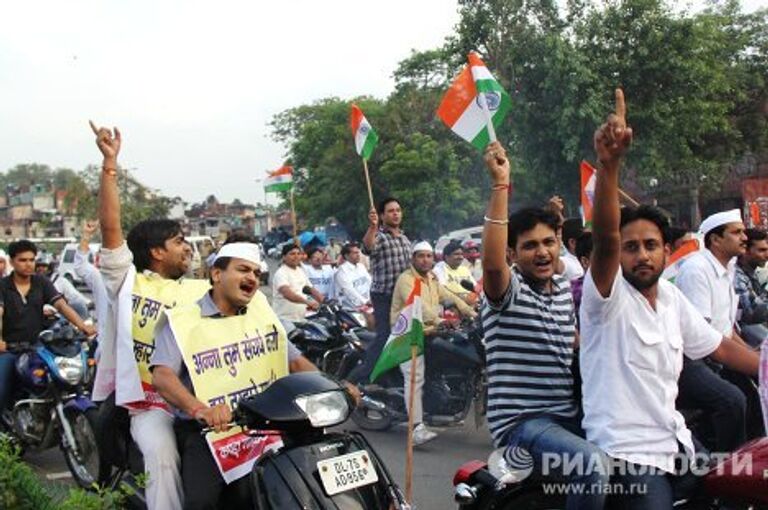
131, 273, 210, 409
167, 292, 289, 483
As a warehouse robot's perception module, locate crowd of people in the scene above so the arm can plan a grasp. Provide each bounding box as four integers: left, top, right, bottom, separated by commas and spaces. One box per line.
0, 92, 766, 510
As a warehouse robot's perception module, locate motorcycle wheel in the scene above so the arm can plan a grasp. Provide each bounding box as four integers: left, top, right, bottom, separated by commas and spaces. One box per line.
61, 407, 103, 489
351, 406, 395, 431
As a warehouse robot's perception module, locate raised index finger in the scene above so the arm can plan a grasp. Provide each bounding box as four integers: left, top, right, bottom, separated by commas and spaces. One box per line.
88, 120, 99, 135
614, 89, 626, 123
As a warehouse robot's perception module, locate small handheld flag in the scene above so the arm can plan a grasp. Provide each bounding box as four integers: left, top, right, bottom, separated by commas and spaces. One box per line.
662, 238, 701, 283
437, 52, 511, 150
350, 104, 379, 160
370, 279, 424, 383
580, 161, 597, 227
265, 166, 293, 193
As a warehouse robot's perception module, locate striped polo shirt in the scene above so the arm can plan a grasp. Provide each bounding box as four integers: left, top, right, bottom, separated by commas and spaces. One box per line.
483, 269, 578, 446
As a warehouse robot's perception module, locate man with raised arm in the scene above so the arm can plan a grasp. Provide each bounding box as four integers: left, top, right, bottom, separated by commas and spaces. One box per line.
581, 90, 760, 507
481, 142, 609, 509
89, 122, 209, 510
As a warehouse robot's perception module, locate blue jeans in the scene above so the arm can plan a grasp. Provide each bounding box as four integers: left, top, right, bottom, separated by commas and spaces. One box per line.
503, 415, 609, 510
355, 291, 393, 382
0, 352, 18, 416
610, 440, 707, 509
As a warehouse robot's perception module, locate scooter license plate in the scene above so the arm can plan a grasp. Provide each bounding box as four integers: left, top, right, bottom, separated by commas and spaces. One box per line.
317, 450, 379, 496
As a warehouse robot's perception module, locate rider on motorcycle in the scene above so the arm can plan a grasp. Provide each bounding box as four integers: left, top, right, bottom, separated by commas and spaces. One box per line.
675, 210, 752, 453
0, 239, 96, 420
90, 121, 210, 510
582, 90, 760, 508
151, 241, 320, 509
272, 243, 324, 323
390, 240, 477, 446
433, 240, 477, 305
481, 143, 610, 510
734, 228, 768, 345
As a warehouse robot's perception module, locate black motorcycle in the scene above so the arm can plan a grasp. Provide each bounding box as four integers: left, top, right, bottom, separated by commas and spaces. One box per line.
216, 371, 409, 508
96, 372, 408, 509
288, 291, 376, 380
0, 318, 102, 489
351, 316, 487, 431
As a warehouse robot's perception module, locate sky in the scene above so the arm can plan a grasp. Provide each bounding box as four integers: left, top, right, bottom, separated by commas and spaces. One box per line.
1, 1, 765, 207
0, 1, 461, 206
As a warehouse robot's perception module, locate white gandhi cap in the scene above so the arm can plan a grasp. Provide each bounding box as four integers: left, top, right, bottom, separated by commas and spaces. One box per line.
411, 241, 433, 254
698, 209, 743, 235
212, 242, 262, 266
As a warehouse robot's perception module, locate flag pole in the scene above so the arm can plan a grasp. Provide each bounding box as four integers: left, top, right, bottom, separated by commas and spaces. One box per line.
477, 92, 497, 143
404, 344, 418, 504
590, 163, 640, 207
289, 186, 298, 245
362, 159, 375, 211
618, 188, 640, 207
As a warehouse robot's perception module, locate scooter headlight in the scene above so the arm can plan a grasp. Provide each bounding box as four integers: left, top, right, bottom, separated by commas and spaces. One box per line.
54, 356, 84, 385
294, 390, 350, 428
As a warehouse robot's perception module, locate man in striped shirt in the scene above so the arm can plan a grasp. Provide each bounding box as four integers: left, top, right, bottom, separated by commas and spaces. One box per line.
481, 141, 609, 510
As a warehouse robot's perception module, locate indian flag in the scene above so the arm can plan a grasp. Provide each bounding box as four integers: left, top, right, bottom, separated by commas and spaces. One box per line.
265, 165, 293, 193
350, 104, 379, 160
437, 52, 511, 150
370, 279, 424, 383
662, 238, 701, 282
580, 161, 597, 227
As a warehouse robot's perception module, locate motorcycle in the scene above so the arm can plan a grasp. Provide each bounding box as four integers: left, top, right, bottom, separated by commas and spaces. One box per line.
209, 371, 409, 508
288, 289, 376, 380
351, 314, 487, 432
452, 437, 768, 509
452, 369, 767, 509
0, 317, 102, 489
98, 372, 409, 509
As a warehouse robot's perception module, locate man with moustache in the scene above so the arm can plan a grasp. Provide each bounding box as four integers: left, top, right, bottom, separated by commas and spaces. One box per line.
733, 228, 768, 342
675, 210, 750, 452
582, 90, 759, 507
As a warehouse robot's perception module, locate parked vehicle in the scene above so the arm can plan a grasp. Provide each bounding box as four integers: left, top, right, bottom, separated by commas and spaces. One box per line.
0, 317, 102, 489
435, 226, 483, 261
185, 235, 215, 278
58, 242, 101, 285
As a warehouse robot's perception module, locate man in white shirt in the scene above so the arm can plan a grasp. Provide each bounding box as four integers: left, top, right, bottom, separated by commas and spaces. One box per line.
334, 242, 372, 310
560, 218, 585, 281
303, 246, 335, 300
582, 90, 759, 507
272, 243, 324, 322
675, 209, 750, 452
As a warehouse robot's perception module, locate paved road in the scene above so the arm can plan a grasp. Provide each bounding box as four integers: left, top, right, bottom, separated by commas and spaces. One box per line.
26, 258, 495, 509
28, 413, 493, 509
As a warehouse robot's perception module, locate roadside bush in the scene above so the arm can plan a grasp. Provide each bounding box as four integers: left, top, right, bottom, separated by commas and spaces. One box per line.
0, 438, 125, 509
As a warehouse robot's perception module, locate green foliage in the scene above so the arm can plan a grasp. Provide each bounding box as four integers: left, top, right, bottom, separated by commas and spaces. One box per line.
272, 0, 767, 227
0, 439, 55, 510
0, 438, 129, 510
